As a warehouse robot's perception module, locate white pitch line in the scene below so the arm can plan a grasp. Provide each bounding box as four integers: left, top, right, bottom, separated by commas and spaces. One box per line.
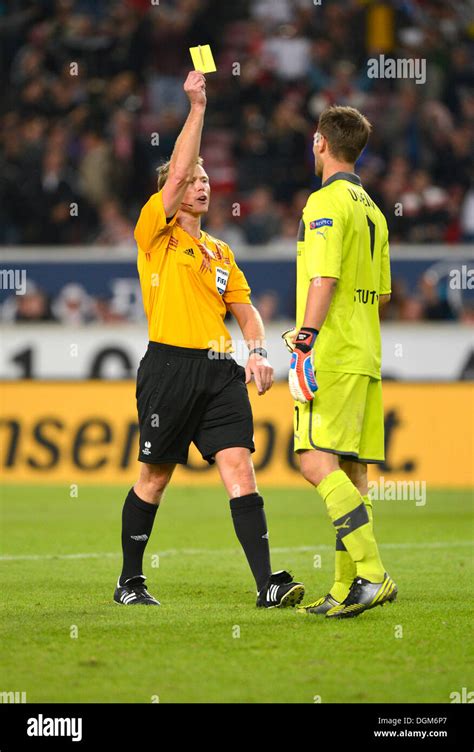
0, 541, 472, 562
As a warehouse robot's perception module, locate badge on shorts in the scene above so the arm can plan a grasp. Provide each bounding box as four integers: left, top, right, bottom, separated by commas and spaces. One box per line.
215, 267, 229, 295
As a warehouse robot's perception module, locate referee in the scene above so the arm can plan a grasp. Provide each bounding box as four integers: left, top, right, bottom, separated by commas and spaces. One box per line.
114, 71, 304, 608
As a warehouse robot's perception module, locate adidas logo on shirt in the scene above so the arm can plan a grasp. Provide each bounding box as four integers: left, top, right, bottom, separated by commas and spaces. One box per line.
184, 247, 195, 257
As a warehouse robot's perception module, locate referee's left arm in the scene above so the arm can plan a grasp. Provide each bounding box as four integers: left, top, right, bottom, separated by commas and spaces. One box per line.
228, 303, 274, 395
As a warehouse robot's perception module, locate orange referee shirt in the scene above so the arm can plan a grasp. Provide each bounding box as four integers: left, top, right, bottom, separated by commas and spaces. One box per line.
135, 190, 252, 351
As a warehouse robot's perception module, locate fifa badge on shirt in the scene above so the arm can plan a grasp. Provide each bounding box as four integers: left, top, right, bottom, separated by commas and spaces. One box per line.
215, 267, 229, 295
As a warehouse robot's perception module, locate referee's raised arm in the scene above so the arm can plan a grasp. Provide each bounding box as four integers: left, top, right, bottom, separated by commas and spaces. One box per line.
161, 71, 207, 218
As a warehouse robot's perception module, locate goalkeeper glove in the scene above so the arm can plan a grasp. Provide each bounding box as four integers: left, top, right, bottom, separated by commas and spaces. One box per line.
288, 327, 318, 403
281, 327, 297, 353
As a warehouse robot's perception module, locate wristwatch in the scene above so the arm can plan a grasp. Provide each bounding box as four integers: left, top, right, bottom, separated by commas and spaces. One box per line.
249, 347, 268, 358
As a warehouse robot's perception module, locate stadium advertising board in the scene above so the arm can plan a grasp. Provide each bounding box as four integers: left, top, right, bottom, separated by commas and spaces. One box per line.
1, 324, 473, 381
1, 381, 472, 487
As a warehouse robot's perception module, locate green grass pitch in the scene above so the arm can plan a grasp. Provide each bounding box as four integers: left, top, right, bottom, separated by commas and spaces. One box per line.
1, 485, 472, 704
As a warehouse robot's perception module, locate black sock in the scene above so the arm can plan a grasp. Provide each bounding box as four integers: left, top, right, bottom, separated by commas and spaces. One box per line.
119, 487, 158, 586
230, 493, 272, 592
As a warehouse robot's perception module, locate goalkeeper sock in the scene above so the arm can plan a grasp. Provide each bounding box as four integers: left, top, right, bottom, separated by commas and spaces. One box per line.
317, 471, 384, 583
230, 493, 272, 592
331, 541, 354, 603
119, 487, 158, 585
363, 493, 373, 527
331, 493, 373, 602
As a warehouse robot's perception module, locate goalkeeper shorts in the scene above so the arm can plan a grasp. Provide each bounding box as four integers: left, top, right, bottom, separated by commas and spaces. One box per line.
136, 341, 255, 465
293, 370, 385, 463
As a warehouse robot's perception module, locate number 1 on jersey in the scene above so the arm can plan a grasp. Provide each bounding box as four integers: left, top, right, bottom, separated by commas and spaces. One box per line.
366, 215, 375, 260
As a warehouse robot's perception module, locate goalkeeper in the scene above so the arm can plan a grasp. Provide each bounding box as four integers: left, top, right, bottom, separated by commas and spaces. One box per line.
286, 105, 397, 619
113, 71, 303, 609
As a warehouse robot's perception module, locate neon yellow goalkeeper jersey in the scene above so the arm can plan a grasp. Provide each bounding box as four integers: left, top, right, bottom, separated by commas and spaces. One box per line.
296, 172, 391, 380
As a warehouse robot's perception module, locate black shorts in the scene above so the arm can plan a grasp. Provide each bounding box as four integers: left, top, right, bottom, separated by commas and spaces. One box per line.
136, 341, 255, 465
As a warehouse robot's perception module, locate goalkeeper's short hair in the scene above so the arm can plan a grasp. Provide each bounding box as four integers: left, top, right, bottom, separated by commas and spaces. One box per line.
156, 156, 204, 191
318, 106, 372, 164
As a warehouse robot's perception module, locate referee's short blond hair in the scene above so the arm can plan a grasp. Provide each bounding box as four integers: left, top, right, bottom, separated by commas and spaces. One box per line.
156, 156, 204, 191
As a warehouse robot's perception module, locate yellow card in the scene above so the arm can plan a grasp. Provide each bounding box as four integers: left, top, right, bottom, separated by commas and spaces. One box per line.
189, 44, 217, 73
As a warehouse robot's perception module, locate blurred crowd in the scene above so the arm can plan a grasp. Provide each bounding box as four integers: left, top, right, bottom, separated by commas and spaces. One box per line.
3, 265, 473, 324
0, 0, 472, 249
